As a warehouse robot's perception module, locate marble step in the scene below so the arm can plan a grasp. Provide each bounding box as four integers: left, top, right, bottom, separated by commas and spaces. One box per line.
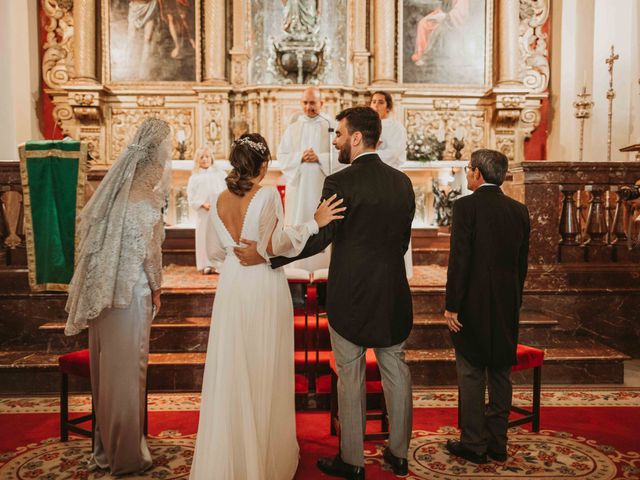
37, 310, 561, 354
405, 310, 560, 349
0, 268, 30, 292
162, 228, 452, 268
0, 339, 629, 394
412, 248, 450, 266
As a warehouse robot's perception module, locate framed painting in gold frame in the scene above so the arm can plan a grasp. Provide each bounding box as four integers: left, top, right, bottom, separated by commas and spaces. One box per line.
399, 0, 493, 90
102, 0, 202, 84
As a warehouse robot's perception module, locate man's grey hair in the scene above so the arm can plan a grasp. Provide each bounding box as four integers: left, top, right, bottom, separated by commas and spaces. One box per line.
470, 149, 509, 186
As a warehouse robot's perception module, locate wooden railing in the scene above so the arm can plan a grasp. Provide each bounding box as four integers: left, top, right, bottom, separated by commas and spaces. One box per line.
0, 161, 24, 267
506, 161, 640, 265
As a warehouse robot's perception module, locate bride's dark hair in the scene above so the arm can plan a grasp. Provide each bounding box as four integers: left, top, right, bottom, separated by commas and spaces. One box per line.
226, 133, 271, 197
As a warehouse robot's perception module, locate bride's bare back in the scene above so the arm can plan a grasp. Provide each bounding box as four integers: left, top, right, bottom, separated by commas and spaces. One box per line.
215, 186, 262, 244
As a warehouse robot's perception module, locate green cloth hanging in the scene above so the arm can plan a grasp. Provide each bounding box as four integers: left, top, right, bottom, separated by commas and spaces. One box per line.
18, 139, 87, 292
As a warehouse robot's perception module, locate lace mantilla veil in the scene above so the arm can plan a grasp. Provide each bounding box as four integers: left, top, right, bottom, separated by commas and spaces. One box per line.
65, 118, 172, 335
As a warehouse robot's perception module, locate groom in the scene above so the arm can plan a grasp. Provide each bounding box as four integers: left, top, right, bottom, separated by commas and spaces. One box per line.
237, 106, 415, 479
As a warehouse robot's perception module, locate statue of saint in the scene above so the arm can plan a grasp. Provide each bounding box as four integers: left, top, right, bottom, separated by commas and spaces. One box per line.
281, 0, 320, 39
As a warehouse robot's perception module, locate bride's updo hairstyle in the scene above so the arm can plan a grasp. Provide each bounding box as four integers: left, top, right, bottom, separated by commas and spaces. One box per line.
226, 133, 271, 197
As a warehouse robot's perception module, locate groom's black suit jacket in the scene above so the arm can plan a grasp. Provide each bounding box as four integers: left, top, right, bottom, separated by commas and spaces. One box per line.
271, 153, 415, 348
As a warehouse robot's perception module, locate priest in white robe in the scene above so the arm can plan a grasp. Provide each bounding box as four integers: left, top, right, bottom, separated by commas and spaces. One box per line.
187, 145, 227, 273
371, 91, 413, 278
277, 87, 337, 272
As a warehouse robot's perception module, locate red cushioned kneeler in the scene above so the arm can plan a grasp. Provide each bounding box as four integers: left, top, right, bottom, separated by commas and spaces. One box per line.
509, 344, 544, 432
328, 350, 389, 441
59, 349, 94, 442
59, 349, 149, 444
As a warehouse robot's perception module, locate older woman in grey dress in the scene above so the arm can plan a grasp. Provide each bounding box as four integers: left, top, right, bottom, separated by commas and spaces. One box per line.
65, 118, 172, 475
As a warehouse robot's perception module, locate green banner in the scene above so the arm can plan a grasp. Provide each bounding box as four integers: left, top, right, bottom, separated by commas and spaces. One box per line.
19, 139, 87, 292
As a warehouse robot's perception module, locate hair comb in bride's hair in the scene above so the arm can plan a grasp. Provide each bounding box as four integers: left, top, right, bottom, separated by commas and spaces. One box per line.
233, 137, 267, 154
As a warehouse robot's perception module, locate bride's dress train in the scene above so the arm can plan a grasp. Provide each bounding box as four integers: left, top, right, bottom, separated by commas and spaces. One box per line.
189, 186, 318, 480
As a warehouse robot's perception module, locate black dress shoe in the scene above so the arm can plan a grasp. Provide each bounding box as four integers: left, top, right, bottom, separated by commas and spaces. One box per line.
487, 449, 508, 462
445, 439, 488, 464
317, 455, 365, 479
383, 447, 409, 476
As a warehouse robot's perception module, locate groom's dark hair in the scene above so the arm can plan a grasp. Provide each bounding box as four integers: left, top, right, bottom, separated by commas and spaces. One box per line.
335, 106, 382, 148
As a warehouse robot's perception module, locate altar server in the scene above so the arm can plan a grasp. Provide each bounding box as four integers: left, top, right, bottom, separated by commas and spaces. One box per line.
187, 145, 227, 273
371, 91, 413, 278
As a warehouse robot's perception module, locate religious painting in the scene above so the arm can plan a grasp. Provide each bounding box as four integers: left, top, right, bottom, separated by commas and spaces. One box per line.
401, 0, 488, 85
106, 0, 199, 83
250, 0, 348, 85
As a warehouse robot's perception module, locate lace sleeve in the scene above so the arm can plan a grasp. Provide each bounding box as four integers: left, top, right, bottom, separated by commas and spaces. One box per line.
143, 215, 164, 292
206, 208, 226, 265
257, 188, 318, 261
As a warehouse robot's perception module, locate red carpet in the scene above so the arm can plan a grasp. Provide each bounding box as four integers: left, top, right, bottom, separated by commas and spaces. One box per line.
1, 390, 639, 479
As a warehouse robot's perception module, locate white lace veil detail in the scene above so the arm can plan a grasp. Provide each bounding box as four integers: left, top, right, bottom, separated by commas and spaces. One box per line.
65, 118, 171, 335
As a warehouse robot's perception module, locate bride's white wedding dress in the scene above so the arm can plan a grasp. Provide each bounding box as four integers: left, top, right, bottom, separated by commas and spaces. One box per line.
190, 186, 318, 480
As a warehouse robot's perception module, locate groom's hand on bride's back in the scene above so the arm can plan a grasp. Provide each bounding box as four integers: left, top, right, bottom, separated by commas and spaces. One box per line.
234, 239, 267, 266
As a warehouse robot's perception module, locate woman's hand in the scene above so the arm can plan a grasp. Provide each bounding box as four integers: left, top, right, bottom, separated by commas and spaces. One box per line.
152, 289, 161, 317
314, 194, 346, 228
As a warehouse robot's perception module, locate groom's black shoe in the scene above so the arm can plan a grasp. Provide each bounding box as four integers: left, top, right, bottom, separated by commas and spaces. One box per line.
383, 447, 408, 476
317, 455, 365, 479
487, 449, 508, 462
445, 439, 488, 464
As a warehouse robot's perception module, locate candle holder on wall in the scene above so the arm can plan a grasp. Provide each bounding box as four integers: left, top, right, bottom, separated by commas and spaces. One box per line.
452, 137, 465, 160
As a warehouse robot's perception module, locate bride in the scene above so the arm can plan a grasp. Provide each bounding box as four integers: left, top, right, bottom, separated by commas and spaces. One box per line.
189, 133, 344, 480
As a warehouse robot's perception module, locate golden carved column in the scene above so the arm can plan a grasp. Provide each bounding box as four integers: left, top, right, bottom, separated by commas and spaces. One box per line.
230, 0, 249, 86
497, 0, 521, 86
204, 0, 227, 83
372, 0, 396, 84
72, 0, 97, 83
352, 0, 370, 87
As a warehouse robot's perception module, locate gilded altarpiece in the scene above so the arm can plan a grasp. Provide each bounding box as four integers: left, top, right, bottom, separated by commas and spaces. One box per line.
40, 0, 549, 192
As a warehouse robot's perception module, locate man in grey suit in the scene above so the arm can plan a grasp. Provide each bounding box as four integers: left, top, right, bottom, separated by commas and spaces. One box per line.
444, 149, 530, 464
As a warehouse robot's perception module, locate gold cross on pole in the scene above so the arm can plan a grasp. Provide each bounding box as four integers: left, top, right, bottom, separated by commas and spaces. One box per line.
605, 45, 619, 90
605, 45, 619, 161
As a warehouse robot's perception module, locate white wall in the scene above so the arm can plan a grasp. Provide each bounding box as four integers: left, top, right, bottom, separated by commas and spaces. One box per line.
548, 0, 639, 162
0, 0, 42, 161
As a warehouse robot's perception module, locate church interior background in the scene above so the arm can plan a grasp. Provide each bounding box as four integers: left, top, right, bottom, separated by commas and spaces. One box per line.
1, 0, 640, 478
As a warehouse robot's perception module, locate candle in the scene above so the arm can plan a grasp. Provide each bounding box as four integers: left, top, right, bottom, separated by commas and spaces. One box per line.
455, 126, 465, 139
176, 129, 186, 143
436, 125, 445, 142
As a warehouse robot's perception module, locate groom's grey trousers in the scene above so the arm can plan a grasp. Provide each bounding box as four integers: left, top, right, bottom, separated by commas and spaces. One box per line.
329, 325, 413, 467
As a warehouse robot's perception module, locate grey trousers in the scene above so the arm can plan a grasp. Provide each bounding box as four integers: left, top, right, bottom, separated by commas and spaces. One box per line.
329, 326, 413, 467
455, 350, 512, 456
88, 271, 153, 475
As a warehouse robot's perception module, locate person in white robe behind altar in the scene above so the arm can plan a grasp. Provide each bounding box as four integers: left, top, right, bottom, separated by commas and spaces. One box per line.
371, 91, 414, 278
187, 145, 227, 274
277, 87, 339, 272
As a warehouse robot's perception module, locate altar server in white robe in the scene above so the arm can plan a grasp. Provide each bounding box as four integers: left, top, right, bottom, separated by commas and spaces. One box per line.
277, 87, 337, 271
187, 145, 227, 273
371, 91, 413, 278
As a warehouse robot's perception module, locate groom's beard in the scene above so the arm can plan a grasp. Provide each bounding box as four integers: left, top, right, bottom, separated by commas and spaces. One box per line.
338, 143, 351, 164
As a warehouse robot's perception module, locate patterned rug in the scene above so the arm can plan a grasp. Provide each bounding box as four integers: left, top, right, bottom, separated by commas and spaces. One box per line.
2, 387, 638, 414
1, 389, 639, 479
1, 428, 638, 480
